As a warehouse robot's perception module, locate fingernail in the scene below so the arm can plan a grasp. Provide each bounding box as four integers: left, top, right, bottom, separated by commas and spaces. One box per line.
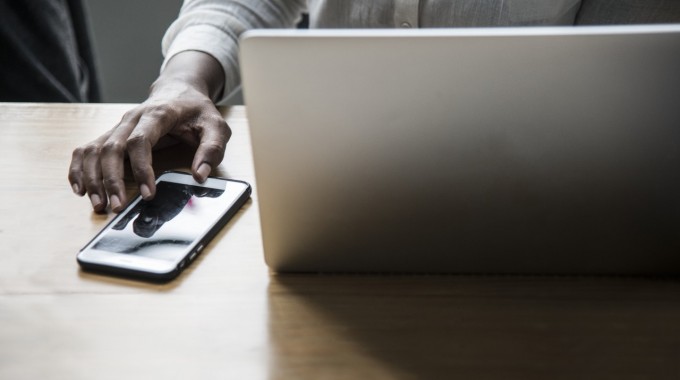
140, 184, 152, 200
72, 183, 80, 195
110, 194, 121, 211
197, 163, 211, 181
90, 194, 102, 208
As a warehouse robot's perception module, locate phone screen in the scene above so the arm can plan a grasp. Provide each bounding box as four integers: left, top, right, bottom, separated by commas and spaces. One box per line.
79, 174, 250, 279
91, 181, 229, 262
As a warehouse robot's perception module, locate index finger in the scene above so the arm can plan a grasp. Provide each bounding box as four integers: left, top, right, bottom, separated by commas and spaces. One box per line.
191, 114, 231, 182
125, 107, 179, 199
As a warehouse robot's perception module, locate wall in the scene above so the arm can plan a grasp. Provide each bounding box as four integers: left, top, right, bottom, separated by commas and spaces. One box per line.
87, 0, 183, 103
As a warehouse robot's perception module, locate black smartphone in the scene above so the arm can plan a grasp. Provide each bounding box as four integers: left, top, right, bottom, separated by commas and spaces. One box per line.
77, 171, 251, 281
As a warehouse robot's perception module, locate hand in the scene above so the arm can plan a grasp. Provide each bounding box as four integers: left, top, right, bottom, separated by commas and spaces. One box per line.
68, 51, 229, 213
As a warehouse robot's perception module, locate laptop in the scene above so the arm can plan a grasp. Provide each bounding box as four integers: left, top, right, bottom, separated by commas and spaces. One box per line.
239, 25, 680, 275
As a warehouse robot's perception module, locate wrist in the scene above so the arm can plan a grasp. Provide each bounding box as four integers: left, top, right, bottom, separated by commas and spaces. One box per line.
150, 75, 210, 100
153, 51, 225, 102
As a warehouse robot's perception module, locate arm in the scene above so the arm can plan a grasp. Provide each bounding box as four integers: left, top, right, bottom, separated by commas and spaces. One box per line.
162, 0, 307, 102
68, 0, 305, 213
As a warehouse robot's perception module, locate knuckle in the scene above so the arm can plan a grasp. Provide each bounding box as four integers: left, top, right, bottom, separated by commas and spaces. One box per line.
118, 110, 139, 126
130, 162, 151, 180
102, 176, 121, 191
126, 133, 151, 149
122, 110, 135, 120
101, 140, 126, 156
67, 169, 80, 183
147, 103, 179, 123
202, 141, 226, 158
203, 113, 219, 124
83, 176, 101, 192
214, 114, 230, 132
71, 146, 85, 159
223, 123, 233, 139
82, 143, 101, 157
202, 115, 231, 140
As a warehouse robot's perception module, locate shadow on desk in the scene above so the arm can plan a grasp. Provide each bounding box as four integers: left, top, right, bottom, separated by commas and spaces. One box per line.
267, 275, 680, 380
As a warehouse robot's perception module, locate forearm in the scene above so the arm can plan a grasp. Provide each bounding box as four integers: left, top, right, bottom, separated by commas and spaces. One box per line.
160, 0, 307, 102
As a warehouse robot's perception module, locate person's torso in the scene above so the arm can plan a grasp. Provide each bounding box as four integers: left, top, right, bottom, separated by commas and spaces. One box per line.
308, 0, 583, 28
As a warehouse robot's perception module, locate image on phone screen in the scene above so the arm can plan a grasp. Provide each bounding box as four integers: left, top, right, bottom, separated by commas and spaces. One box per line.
93, 181, 225, 261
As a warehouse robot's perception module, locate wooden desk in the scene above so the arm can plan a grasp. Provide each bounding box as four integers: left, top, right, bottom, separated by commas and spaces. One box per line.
1, 103, 679, 380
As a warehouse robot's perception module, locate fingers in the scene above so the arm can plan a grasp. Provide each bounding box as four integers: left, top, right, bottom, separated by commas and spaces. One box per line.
68, 110, 141, 213
68, 146, 87, 197
99, 139, 126, 212
68, 93, 227, 213
126, 105, 180, 199
69, 132, 111, 213
82, 137, 108, 213
99, 113, 141, 212
191, 114, 231, 183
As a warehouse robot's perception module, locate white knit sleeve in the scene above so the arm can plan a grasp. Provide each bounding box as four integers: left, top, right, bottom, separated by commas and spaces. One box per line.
161, 0, 306, 103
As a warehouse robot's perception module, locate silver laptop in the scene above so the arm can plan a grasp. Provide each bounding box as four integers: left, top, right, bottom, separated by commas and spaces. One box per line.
240, 26, 680, 275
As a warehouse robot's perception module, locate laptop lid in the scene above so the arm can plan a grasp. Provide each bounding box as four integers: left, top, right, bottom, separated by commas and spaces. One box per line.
240, 26, 680, 274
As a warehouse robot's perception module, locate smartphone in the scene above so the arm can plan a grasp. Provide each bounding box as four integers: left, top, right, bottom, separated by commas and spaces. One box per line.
77, 171, 251, 281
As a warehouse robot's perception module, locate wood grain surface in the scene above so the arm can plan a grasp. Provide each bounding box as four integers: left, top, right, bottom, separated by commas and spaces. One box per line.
0, 103, 678, 380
